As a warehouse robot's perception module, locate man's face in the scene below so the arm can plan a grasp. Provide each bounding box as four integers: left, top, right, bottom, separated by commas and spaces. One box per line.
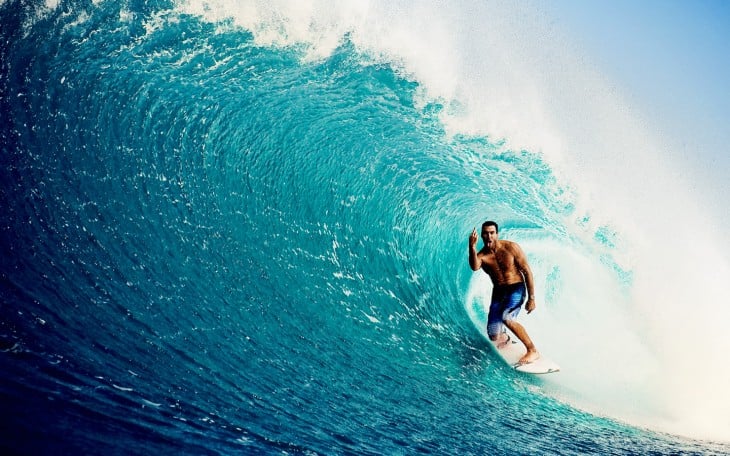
481, 225, 498, 247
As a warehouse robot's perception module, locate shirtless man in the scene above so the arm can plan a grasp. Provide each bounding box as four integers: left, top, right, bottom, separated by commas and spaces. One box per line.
469, 221, 540, 364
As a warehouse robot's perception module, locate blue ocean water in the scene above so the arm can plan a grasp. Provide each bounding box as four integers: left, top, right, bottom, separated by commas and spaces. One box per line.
1, 1, 728, 454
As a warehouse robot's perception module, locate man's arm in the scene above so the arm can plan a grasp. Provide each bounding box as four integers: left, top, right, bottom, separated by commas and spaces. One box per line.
513, 242, 536, 313
468, 228, 481, 271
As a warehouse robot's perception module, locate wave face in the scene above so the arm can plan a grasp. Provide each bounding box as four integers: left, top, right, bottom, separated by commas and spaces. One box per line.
1, 1, 728, 454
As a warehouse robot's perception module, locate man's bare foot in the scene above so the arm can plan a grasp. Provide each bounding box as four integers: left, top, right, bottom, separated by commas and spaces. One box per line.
494, 333, 511, 349
517, 349, 540, 365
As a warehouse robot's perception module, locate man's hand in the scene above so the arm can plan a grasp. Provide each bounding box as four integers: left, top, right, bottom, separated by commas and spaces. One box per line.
468, 227, 481, 271
526, 297, 536, 314
469, 227, 478, 247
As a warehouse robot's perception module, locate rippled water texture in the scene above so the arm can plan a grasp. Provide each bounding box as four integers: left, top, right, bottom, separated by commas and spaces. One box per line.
1, 1, 728, 454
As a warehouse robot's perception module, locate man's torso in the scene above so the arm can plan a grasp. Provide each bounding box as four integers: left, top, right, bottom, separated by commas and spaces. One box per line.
479, 240, 524, 286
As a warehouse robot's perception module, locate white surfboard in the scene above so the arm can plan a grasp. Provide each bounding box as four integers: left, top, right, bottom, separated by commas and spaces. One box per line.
491, 335, 560, 374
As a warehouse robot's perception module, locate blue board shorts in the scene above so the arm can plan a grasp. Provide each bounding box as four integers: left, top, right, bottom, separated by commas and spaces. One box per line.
487, 282, 526, 338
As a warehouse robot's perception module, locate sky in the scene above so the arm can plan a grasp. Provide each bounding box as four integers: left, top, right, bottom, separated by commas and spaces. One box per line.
541, 0, 730, 217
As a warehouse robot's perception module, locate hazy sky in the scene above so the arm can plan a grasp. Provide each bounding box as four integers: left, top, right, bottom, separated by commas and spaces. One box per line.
543, 0, 730, 200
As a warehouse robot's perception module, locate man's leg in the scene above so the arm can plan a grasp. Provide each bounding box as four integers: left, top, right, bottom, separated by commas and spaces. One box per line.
504, 319, 539, 364
489, 331, 511, 348
487, 301, 508, 347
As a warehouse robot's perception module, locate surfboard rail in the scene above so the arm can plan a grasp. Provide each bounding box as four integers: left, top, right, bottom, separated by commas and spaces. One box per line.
491, 336, 560, 375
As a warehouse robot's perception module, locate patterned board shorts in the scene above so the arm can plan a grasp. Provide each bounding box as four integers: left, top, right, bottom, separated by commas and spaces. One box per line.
486, 282, 526, 338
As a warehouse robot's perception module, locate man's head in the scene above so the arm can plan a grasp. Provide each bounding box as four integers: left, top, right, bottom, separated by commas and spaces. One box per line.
481, 221, 499, 248
481, 221, 498, 233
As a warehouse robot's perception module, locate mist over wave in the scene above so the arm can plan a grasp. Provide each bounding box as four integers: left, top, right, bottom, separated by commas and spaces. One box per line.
1, 0, 728, 452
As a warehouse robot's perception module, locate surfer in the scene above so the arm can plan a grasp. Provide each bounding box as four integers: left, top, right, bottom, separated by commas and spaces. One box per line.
469, 221, 539, 364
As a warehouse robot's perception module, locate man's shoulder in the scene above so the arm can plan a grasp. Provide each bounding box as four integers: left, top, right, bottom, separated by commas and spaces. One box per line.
501, 240, 523, 252
477, 246, 497, 259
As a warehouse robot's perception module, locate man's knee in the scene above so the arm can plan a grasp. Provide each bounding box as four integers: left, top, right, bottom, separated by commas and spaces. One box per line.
487, 321, 503, 340
503, 319, 519, 331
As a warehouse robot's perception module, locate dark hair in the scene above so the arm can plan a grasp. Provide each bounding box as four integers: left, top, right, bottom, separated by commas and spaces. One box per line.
482, 220, 499, 233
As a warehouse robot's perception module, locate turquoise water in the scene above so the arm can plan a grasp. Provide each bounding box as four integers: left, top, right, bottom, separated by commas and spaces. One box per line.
1, 1, 728, 454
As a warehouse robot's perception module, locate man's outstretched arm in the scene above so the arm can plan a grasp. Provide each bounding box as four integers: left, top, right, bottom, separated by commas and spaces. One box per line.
513, 243, 536, 313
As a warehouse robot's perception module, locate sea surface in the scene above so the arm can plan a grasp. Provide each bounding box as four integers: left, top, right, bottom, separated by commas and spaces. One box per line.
2, 1, 729, 454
